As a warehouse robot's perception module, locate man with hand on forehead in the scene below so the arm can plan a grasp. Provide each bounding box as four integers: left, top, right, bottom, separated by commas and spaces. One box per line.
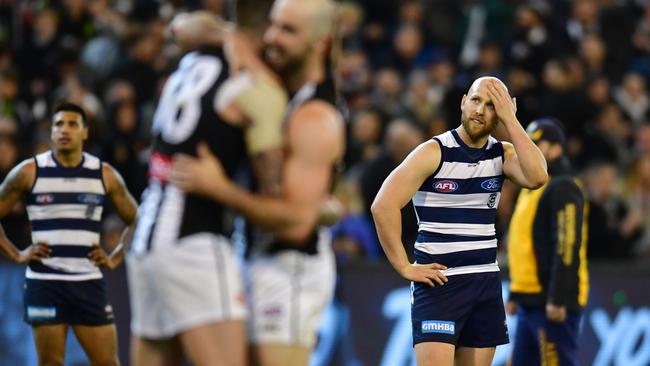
372, 77, 548, 366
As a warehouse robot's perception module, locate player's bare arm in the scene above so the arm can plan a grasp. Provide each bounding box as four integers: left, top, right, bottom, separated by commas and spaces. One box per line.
371, 141, 448, 287
87, 163, 137, 270
486, 80, 548, 189
0, 160, 51, 263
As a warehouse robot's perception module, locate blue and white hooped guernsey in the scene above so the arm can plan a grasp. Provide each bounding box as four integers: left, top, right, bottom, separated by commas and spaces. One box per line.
413, 130, 505, 276
25, 151, 105, 281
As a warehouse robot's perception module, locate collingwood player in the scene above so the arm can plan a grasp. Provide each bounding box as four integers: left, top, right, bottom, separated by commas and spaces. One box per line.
0, 102, 137, 366
372, 77, 547, 366
171, 1, 345, 365
126, 11, 288, 366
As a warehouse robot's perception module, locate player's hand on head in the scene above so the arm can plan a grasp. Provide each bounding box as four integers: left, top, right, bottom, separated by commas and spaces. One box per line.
486, 79, 517, 122
171, 142, 226, 197
400, 262, 448, 287
17, 242, 51, 264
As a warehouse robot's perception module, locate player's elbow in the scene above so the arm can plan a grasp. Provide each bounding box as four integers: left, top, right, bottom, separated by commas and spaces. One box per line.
530, 171, 548, 189
370, 198, 384, 218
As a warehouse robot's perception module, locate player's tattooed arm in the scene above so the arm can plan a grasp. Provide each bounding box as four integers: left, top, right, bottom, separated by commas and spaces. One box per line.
0, 160, 49, 263
251, 148, 284, 196
0, 160, 33, 212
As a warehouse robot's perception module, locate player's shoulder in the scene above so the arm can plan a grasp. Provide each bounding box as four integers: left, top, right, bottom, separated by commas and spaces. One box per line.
289, 100, 344, 142
3, 158, 36, 189
81, 152, 102, 170
292, 100, 342, 126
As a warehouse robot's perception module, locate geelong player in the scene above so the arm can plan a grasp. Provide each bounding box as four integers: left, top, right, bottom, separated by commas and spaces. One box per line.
0, 102, 137, 366
371, 77, 547, 366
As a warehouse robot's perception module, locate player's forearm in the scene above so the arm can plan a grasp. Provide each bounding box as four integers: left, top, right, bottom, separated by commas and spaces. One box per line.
0, 225, 20, 262
215, 180, 317, 242
504, 118, 548, 187
371, 200, 410, 275
250, 148, 284, 196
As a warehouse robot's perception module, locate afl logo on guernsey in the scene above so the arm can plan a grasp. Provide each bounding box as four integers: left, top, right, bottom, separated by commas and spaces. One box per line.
434, 180, 458, 193
481, 178, 502, 192
35, 194, 55, 204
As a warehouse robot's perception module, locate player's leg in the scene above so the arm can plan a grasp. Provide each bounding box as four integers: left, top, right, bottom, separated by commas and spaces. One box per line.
454, 272, 508, 366
414, 342, 455, 366
455, 346, 496, 366
164, 235, 247, 365
24, 279, 69, 366
179, 320, 247, 366
65, 278, 118, 366
131, 336, 183, 366
248, 233, 335, 366
542, 310, 581, 366
250, 344, 310, 366
510, 306, 542, 366
32, 324, 68, 366
71, 324, 119, 366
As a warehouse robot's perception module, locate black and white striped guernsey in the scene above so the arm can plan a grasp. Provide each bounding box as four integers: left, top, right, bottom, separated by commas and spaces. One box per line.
26, 151, 105, 281
413, 130, 505, 276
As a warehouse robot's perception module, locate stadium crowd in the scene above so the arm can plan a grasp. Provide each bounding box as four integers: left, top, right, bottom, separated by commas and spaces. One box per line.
1, 0, 649, 265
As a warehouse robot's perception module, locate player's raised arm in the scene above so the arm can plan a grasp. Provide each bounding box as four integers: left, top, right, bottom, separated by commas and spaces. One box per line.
485, 80, 548, 189
371, 140, 448, 287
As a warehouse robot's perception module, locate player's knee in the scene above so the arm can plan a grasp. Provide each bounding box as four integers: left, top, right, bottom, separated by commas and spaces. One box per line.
38, 356, 64, 366
88, 355, 120, 366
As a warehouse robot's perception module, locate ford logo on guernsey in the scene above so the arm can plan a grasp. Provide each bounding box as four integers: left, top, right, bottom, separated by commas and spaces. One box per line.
433, 180, 458, 193
481, 178, 502, 192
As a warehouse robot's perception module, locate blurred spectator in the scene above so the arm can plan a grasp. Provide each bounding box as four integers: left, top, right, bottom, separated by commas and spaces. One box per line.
510, 4, 551, 76
387, 24, 425, 76
346, 109, 384, 170
58, 0, 96, 46
402, 70, 437, 130
622, 154, 650, 257
636, 123, 650, 155
337, 48, 372, 109
576, 103, 633, 168
359, 119, 425, 260
561, 0, 600, 51
613, 72, 650, 126
102, 98, 147, 197
578, 34, 609, 79
15, 8, 62, 87
117, 28, 163, 104
539, 59, 590, 139
330, 178, 380, 261
370, 68, 404, 119
584, 161, 637, 259
0, 69, 33, 137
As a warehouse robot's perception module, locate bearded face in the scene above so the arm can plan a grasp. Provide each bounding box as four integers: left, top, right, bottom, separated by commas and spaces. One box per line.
263, 1, 314, 77
459, 82, 500, 141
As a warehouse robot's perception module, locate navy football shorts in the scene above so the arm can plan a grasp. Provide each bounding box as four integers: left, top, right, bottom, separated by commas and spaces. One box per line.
24, 279, 114, 326
511, 305, 581, 366
411, 271, 509, 347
